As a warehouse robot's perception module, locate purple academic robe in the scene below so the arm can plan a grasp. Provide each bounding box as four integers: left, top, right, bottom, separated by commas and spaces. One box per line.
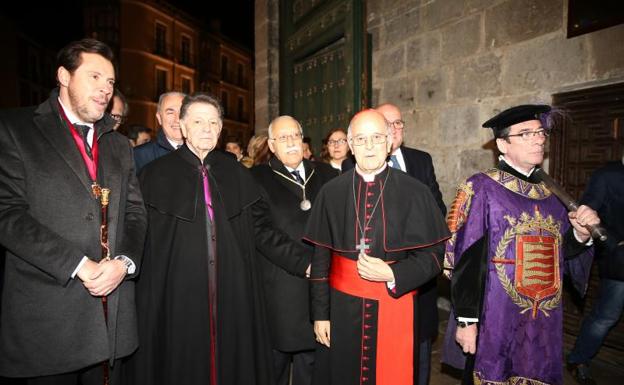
442, 167, 593, 385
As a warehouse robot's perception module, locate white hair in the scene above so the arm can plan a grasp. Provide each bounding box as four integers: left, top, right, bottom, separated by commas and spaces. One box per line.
267, 115, 304, 139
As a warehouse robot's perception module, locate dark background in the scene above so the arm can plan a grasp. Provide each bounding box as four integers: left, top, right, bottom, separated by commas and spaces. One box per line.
1, 0, 254, 50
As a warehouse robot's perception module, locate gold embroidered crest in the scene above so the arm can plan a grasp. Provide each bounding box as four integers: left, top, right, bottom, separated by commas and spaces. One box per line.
443, 181, 474, 279
491, 208, 562, 318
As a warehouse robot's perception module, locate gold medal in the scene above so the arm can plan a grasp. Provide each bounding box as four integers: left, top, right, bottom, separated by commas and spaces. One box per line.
91, 182, 102, 199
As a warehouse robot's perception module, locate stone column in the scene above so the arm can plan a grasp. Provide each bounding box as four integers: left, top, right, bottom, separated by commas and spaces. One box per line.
254, 0, 280, 133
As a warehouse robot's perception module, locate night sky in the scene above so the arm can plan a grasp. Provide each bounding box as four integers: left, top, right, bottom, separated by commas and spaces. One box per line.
2, 0, 254, 50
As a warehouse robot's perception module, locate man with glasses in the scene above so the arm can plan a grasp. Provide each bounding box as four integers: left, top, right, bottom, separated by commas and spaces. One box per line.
107, 88, 128, 131
378, 102, 446, 385
251, 116, 337, 385
443, 104, 599, 385
305, 109, 450, 385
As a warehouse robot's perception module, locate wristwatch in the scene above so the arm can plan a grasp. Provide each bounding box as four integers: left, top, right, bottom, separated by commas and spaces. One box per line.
457, 320, 475, 328
114, 255, 136, 274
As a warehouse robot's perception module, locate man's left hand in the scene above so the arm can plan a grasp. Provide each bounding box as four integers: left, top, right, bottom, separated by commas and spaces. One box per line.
82, 259, 127, 296
357, 253, 394, 282
568, 205, 600, 242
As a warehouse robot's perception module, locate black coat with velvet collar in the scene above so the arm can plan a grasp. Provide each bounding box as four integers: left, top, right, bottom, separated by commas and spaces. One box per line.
251, 157, 338, 351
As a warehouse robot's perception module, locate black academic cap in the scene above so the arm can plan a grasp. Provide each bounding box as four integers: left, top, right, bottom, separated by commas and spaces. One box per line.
482, 104, 551, 136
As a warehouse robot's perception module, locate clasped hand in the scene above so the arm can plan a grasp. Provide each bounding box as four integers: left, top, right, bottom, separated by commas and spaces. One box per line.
77, 258, 127, 296
356, 252, 394, 282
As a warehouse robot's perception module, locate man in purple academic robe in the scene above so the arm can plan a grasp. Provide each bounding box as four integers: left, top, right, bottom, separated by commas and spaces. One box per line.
442, 105, 600, 385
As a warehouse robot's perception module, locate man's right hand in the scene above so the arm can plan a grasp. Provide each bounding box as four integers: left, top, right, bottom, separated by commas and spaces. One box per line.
456, 323, 478, 354
76, 259, 101, 282
314, 320, 331, 348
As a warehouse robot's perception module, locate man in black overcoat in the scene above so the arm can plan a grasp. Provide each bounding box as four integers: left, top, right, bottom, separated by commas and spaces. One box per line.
251, 116, 338, 385
0, 39, 146, 384
130, 94, 310, 385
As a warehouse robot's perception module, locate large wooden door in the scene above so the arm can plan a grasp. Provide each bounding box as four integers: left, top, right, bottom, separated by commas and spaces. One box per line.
279, 0, 370, 152
551, 82, 624, 367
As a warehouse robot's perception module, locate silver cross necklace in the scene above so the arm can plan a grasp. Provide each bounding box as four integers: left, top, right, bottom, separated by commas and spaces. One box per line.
352, 169, 390, 253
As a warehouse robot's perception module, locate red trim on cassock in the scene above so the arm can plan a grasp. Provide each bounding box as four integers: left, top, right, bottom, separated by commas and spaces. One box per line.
330, 254, 416, 385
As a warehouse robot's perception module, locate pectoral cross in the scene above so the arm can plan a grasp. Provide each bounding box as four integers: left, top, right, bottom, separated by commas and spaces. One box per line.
356, 237, 370, 253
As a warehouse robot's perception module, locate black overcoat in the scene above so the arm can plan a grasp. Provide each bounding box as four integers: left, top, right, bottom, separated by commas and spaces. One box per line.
130, 147, 305, 385
0, 90, 147, 377
251, 157, 337, 352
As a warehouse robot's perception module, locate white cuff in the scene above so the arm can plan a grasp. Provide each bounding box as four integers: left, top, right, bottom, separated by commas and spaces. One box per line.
71, 256, 89, 279
573, 228, 594, 246
456, 317, 479, 323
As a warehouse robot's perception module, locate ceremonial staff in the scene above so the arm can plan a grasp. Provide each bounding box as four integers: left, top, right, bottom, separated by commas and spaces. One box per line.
534, 168, 607, 241
100, 187, 111, 385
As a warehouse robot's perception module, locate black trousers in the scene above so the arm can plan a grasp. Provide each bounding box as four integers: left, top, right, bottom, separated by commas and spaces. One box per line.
272, 349, 315, 385
1, 361, 121, 385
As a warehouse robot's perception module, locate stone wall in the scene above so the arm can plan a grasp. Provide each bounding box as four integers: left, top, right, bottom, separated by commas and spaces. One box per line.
366, 0, 624, 206
254, 0, 280, 133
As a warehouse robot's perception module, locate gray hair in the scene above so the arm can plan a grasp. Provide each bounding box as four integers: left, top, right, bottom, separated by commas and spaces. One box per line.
267, 115, 303, 139
157, 91, 186, 112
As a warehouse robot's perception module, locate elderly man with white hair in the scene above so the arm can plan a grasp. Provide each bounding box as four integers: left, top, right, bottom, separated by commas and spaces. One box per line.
251, 115, 337, 385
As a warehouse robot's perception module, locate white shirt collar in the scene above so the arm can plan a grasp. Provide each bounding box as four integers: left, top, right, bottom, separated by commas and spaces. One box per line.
166, 137, 182, 149
356, 163, 387, 182
389, 147, 405, 171
57, 97, 94, 129
285, 162, 306, 180
329, 160, 342, 171
499, 155, 535, 177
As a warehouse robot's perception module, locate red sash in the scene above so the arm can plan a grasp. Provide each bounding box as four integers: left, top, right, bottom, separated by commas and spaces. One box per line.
330, 254, 416, 385
58, 103, 99, 182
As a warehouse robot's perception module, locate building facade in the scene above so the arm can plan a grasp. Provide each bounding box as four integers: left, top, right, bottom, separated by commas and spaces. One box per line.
85, 0, 253, 143
199, 31, 254, 146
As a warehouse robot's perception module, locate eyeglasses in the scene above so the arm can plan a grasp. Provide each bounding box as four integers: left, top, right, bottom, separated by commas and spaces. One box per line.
505, 129, 550, 141
328, 138, 347, 146
350, 133, 388, 146
271, 132, 303, 143
389, 120, 405, 129
110, 113, 126, 124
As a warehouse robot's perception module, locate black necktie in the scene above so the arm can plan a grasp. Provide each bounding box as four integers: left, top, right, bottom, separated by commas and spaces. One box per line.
291, 170, 304, 184
74, 124, 92, 158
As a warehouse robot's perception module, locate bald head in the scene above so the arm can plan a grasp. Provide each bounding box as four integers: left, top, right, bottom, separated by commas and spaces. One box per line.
376, 103, 404, 151
347, 109, 392, 174
349, 109, 387, 134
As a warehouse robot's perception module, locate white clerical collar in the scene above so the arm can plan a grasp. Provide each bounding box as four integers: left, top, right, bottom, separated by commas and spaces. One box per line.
356, 163, 387, 182
285, 162, 306, 180
58, 97, 94, 129
499, 155, 535, 177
